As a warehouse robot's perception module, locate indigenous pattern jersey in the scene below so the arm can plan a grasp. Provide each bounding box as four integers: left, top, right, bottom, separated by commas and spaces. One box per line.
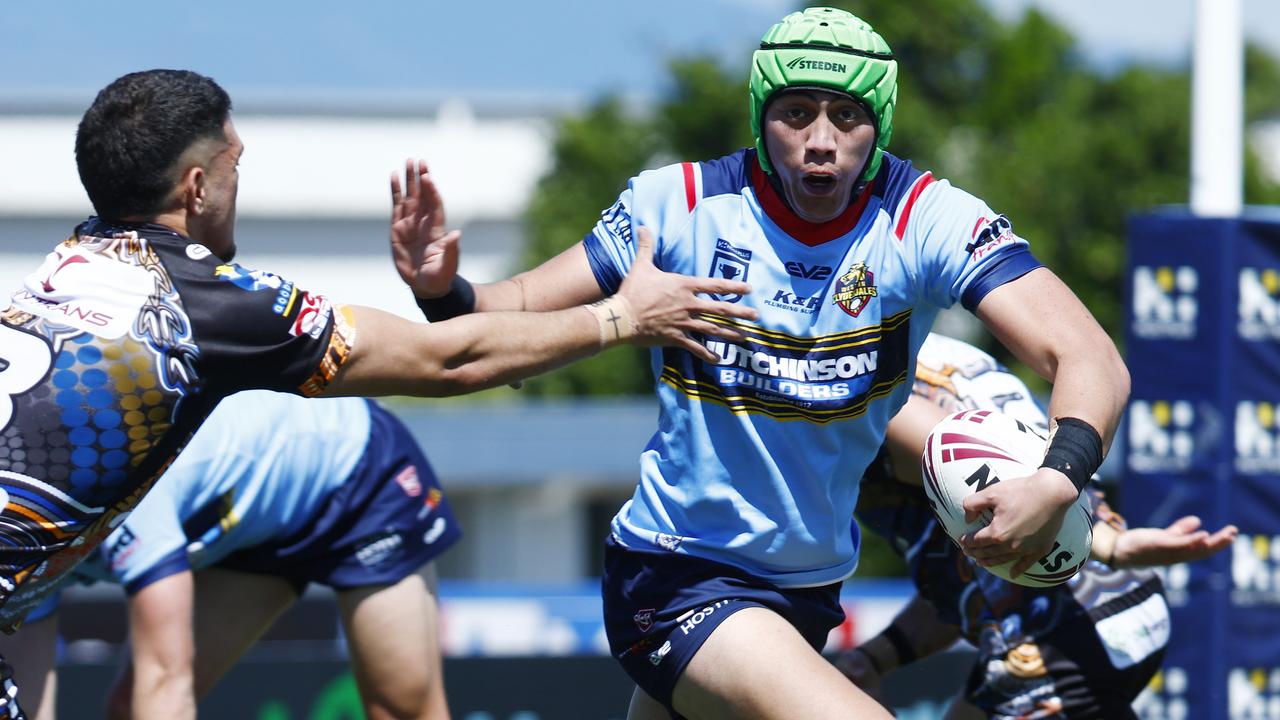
857, 333, 1169, 671
0, 219, 355, 628
583, 149, 1041, 586
77, 391, 370, 592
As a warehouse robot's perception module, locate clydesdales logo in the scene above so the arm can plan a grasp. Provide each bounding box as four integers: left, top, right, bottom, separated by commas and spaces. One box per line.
832, 262, 878, 317
634, 608, 655, 633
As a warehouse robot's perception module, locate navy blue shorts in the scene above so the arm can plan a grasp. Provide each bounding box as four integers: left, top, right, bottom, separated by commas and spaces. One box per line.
217, 401, 461, 591
601, 535, 844, 717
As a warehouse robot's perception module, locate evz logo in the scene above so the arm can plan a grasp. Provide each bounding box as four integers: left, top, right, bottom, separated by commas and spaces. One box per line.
784, 261, 832, 280
1236, 401, 1280, 474
1132, 266, 1198, 340
1238, 267, 1280, 340
1127, 400, 1196, 473
708, 240, 752, 303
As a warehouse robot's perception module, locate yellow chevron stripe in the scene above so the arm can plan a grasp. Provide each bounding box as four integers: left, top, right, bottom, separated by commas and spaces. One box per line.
699, 308, 911, 345
659, 368, 908, 421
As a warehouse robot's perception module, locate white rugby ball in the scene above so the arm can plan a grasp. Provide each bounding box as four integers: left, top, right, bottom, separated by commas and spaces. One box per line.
920, 409, 1093, 588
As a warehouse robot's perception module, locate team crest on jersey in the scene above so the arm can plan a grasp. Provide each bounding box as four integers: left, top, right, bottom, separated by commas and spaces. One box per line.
832, 262, 878, 317
708, 239, 752, 303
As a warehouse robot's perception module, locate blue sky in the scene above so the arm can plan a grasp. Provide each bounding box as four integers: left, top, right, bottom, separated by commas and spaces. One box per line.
3, 0, 1278, 108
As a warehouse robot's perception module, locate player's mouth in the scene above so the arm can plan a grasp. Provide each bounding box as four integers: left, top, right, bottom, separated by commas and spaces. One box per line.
801, 172, 838, 195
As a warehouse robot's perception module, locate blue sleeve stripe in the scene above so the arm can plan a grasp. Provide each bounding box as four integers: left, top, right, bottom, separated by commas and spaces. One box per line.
582, 231, 625, 295
960, 249, 1043, 311
123, 550, 191, 596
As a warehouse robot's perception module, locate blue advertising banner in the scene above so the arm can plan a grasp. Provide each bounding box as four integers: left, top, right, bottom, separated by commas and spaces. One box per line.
1126, 210, 1280, 720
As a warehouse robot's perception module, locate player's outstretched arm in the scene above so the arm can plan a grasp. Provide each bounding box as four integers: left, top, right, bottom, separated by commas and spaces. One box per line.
1092, 516, 1237, 569
120, 572, 197, 720
390, 159, 602, 314
961, 268, 1130, 577
329, 227, 756, 398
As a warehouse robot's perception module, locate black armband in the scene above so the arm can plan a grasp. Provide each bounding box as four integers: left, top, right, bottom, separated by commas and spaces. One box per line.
414, 276, 476, 322
1039, 417, 1104, 494
882, 623, 917, 666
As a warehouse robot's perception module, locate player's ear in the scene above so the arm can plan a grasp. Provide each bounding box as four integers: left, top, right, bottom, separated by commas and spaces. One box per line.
172, 165, 206, 216
186, 166, 207, 215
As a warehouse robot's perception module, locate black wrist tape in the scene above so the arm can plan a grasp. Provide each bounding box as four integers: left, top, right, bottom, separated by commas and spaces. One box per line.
414, 276, 476, 322
883, 624, 916, 666
1040, 417, 1103, 494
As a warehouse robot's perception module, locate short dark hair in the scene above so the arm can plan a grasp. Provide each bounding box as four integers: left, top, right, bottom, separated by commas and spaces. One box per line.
75, 69, 233, 220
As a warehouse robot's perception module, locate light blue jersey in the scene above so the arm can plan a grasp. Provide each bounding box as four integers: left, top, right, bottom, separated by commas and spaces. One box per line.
584, 149, 1040, 587
83, 391, 370, 592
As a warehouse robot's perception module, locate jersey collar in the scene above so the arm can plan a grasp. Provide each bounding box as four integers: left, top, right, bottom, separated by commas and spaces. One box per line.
750, 155, 874, 247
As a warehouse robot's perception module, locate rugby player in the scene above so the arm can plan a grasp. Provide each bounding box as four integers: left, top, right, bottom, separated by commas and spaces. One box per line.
0, 69, 755, 719
842, 333, 1235, 719
393, 8, 1130, 719
0, 391, 459, 720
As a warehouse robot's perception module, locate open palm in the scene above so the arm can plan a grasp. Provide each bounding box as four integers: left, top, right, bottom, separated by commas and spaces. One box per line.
390, 158, 460, 299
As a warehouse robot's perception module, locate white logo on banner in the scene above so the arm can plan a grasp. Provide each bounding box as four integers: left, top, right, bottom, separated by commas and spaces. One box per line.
1133, 666, 1188, 720
1132, 265, 1198, 339
1238, 268, 1280, 341
1151, 563, 1191, 608
1128, 400, 1196, 473
1228, 666, 1280, 720
1236, 402, 1280, 475
1232, 534, 1280, 606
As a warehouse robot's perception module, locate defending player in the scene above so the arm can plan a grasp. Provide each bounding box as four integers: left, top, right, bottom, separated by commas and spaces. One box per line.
0, 69, 756, 719
393, 8, 1130, 719
840, 333, 1235, 719
7, 391, 458, 720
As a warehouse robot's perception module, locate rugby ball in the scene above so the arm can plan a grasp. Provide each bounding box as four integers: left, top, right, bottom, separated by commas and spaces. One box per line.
920, 409, 1093, 588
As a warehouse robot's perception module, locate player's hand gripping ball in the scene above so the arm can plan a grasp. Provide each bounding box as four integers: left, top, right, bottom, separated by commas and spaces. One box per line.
921, 410, 1093, 587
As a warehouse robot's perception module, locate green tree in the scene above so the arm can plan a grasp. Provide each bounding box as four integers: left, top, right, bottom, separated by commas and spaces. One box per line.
520, 99, 660, 396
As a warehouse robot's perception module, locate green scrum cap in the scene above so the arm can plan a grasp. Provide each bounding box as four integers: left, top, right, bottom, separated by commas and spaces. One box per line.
750, 7, 897, 182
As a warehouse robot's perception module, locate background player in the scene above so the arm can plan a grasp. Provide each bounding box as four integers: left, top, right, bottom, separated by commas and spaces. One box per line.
2, 390, 459, 720
391, 8, 1131, 719
841, 333, 1236, 719
0, 69, 755, 719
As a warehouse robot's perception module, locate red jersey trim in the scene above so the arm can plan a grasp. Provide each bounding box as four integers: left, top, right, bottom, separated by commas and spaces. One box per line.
682, 162, 698, 212
750, 160, 873, 247
893, 172, 936, 241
